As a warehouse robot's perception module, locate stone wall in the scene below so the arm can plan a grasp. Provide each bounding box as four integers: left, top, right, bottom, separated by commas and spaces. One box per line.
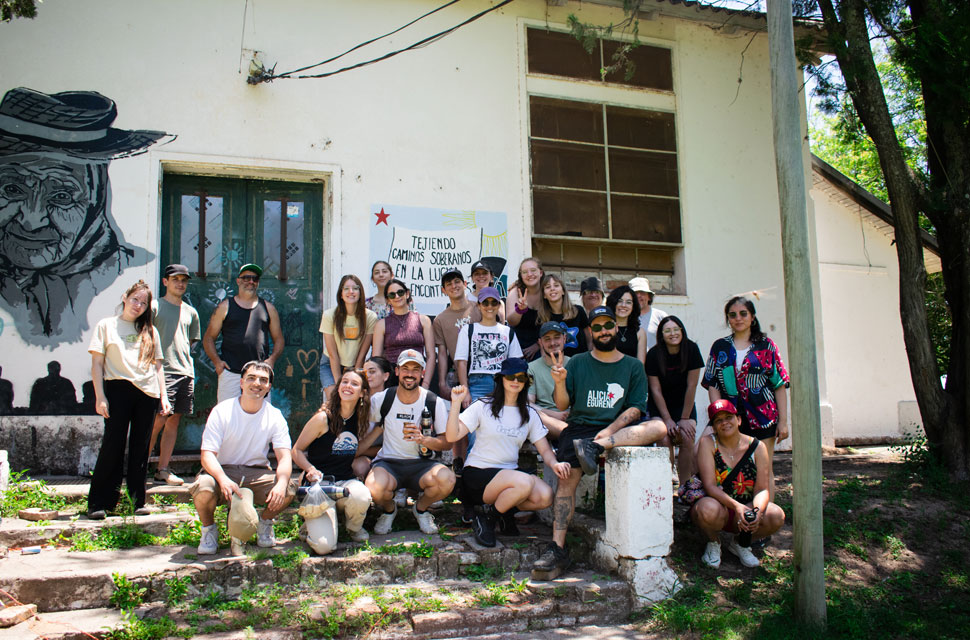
0, 415, 103, 475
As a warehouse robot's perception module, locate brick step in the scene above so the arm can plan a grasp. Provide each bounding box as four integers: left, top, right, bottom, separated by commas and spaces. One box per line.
0, 509, 198, 549
0, 607, 122, 640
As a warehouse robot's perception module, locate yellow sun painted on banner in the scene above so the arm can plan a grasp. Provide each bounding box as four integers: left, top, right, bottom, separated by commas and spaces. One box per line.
442, 211, 478, 229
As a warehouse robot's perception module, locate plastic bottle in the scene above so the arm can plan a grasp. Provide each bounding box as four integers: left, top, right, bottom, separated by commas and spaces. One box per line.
419, 407, 433, 458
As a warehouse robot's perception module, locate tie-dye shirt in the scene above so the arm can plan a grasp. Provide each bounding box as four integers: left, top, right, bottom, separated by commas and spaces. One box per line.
701, 335, 789, 435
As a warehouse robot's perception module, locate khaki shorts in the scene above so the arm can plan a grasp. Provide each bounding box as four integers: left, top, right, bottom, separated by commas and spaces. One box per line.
189, 464, 298, 505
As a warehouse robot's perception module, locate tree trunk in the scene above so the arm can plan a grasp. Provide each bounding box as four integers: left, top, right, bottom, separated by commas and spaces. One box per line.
818, 0, 969, 478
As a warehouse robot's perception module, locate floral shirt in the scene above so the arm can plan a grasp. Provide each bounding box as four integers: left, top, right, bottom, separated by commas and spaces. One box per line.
713, 440, 759, 501
366, 296, 415, 320
701, 335, 789, 434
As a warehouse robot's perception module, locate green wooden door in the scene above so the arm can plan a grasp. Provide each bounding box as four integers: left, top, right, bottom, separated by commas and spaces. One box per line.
161, 175, 325, 450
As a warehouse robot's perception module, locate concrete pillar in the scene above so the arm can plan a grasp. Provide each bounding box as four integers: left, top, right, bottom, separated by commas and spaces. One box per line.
0, 449, 8, 492
598, 447, 680, 603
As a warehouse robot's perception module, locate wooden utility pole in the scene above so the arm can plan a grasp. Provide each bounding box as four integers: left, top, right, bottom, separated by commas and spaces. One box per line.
766, 0, 827, 627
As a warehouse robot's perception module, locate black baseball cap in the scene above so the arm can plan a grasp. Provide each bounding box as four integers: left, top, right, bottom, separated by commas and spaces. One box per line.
469, 260, 491, 276
588, 306, 616, 322
440, 269, 464, 285
163, 264, 191, 278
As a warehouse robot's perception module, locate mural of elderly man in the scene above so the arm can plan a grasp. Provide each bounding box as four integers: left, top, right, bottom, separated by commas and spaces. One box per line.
0, 87, 172, 347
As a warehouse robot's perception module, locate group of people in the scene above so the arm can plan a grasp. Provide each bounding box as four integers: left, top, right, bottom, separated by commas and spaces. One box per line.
84, 255, 790, 573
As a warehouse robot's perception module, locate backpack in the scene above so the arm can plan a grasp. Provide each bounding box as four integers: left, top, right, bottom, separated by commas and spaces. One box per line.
377, 386, 438, 428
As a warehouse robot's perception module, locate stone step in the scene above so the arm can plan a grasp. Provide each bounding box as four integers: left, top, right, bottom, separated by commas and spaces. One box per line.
0, 508, 198, 548
0, 607, 122, 640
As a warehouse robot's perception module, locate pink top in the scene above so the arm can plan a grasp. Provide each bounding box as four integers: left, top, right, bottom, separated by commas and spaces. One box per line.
383, 311, 424, 364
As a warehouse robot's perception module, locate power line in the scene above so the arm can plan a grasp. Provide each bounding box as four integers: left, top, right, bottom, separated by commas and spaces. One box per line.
275, 0, 463, 78
259, 0, 515, 82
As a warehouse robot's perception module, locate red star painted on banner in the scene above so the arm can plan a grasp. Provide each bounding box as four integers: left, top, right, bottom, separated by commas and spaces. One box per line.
375, 208, 390, 226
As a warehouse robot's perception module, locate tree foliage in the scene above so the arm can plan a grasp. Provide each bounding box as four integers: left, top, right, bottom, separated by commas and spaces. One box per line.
1, 0, 37, 22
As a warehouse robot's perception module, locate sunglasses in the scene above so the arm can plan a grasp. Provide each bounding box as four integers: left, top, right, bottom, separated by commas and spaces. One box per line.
239, 274, 260, 282
386, 289, 407, 299
503, 373, 529, 383
727, 310, 750, 319
480, 299, 500, 307
590, 321, 617, 332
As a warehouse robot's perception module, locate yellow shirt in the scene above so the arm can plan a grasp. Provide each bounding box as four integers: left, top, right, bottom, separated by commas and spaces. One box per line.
319, 307, 378, 367
88, 315, 163, 398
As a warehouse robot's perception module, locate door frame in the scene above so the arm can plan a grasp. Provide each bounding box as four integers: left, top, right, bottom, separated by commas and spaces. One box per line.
147, 152, 340, 305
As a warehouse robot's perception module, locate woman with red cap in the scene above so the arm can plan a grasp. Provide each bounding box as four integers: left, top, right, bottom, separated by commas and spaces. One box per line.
691, 399, 784, 569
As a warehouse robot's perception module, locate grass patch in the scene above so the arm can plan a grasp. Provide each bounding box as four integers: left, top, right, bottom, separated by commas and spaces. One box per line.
109, 573, 147, 610
356, 538, 435, 558
70, 524, 159, 551
271, 548, 308, 568
0, 470, 68, 517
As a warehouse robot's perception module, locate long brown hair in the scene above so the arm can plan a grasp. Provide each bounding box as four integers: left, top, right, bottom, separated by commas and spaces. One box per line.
512, 256, 544, 295
318, 370, 371, 440
123, 280, 156, 368
655, 315, 697, 377
334, 274, 366, 341
537, 273, 577, 323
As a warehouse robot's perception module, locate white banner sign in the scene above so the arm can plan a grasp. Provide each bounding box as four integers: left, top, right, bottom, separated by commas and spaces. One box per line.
387, 225, 483, 308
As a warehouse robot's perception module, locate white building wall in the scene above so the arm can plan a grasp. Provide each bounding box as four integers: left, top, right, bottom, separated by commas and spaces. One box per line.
1, 0, 913, 444
810, 187, 918, 440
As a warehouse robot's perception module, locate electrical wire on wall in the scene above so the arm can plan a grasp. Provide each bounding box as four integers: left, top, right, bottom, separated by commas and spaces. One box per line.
250, 0, 515, 83
857, 203, 873, 272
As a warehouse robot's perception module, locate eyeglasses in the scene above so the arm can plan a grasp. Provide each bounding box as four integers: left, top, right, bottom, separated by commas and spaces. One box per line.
342, 285, 360, 292
386, 289, 407, 299
503, 374, 529, 383
480, 299, 500, 307
590, 321, 617, 332
727, 310, 750, 319
239, 274, 260, 282
662, 327, 682, 335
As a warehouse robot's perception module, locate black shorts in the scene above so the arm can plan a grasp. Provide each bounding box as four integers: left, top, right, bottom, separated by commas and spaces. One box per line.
372, 458, 443, 493
462, 466, 503, 506
164, 374, 194, 415
738, 412, 777, 440
557, 423, 603, 468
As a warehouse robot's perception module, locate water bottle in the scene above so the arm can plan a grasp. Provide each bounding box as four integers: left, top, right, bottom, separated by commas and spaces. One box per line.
737, 507, 759, 547
419, 407, 433, 458
296, 484, 349, 500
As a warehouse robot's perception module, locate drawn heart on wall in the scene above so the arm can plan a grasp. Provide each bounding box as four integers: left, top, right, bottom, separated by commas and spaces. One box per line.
297, 349, 319, 374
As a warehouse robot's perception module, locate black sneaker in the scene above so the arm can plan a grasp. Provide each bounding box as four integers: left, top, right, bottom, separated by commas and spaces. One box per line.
573, 438, 604, 475
87, 510, 106, 520
472, 505, 496, 547
752, 535, 771, 551
533, 541, 570, 572
461, 502, 475, 524
496, 509, 520, 536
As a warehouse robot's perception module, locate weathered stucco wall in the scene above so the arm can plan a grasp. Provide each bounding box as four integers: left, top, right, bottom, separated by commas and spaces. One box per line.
0, 0, 915, 449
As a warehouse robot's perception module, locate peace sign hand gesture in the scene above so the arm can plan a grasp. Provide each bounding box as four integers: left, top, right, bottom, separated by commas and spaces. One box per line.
550, 350, 567, 384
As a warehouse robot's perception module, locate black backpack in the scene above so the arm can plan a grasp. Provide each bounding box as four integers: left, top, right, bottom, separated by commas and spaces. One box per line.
377, 386, 438, 428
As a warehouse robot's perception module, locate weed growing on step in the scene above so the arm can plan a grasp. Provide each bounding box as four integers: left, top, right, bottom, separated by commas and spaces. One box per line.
109, 573, 147, 609
465, 563, 503, 582
160, 519, 201, 546
273, 512, 302, 541
354, 537, 434, 558
0, 470, 68, 517
271, 548, 309, 568
105, 611, 184, 640
69, 524, 158, 551
164, 575, 190, 607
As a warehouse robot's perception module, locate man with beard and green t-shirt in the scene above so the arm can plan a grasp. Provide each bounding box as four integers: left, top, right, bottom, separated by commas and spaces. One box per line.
533, 306, 666, 577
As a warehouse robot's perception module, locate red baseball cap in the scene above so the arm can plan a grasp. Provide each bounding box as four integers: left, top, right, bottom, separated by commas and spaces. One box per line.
707, 399, 738, 421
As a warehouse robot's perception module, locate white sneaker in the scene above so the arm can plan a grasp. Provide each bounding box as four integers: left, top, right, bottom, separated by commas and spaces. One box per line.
701, 540, 721, 568
154, 469, 184, 486
230, 536, 245, 556
412, 504, 438, 535
374, 506, 397, 535
349, 527, 370, 543
727, 537, 760, 568
198, 524, 219, 555
257, 518, 276, 548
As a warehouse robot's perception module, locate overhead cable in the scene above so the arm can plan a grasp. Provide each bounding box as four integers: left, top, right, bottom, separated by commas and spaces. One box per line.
261, 0, 515, 82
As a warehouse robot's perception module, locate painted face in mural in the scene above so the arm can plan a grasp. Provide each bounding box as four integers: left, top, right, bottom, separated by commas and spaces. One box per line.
0, 154, 105, 270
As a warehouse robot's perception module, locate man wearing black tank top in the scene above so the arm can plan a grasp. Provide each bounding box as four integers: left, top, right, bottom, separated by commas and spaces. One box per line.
203, 264, 285, 403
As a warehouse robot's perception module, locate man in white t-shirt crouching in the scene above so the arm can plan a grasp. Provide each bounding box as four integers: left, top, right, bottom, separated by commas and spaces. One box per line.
189, 360, 297, 555
361, 350, 454, 535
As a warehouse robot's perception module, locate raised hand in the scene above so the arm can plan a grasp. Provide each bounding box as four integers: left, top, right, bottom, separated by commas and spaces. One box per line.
451, 384, 468, 405
549, 350, 567, 384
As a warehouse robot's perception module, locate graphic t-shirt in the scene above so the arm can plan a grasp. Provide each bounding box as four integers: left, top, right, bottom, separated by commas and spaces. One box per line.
453, 323, 523, 375
565, 352, 648, 427
644, 342, 705, 420
369, 388, 448, 461
461, 400, 547, 470
319, 307, 378, 367
152, 298, 201, 377
547, 305, 589, 356
88, 315, 164, 398
433, 304, 482, 366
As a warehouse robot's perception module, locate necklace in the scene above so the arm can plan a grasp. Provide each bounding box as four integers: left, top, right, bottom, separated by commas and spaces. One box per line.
617, 324, 630, 343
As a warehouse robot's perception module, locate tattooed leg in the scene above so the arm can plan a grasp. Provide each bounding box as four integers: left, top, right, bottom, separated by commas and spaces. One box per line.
552, 468, 581, 547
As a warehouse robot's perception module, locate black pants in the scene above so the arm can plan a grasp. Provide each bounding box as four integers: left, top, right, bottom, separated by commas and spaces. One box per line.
88, 379, 159, 511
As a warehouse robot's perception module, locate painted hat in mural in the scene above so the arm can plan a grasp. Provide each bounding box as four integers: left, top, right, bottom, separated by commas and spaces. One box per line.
0, 87, 172, 159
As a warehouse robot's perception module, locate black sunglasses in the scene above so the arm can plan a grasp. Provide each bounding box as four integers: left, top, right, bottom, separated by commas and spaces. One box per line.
503, 373, 529, 383
239, 274, 260, 282
590, 320, 616, 332
386, 289, 407, 299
